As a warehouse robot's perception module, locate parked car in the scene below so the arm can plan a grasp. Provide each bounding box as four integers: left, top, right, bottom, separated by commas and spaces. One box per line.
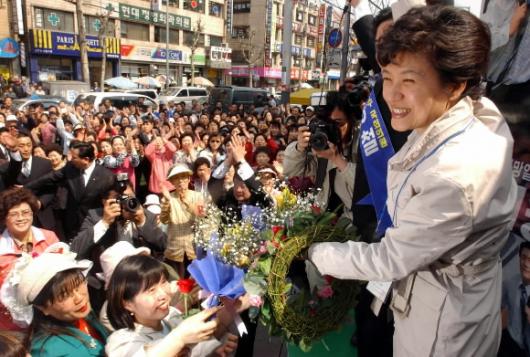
11, 96, 69, 112
74, 92, 158, 111
159, 86, 209, 107
109, 88, 159, 102
209, 86, 269, 113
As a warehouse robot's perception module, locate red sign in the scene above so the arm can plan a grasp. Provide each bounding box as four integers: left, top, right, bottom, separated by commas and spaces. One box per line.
120, 44, 135, 56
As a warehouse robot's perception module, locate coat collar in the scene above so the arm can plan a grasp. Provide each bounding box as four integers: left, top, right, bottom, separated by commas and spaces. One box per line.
389, 97, 475, 171
0, 226, 46, 255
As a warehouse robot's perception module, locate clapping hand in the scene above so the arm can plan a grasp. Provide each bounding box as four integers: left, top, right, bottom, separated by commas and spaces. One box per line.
230, 135, 246, 164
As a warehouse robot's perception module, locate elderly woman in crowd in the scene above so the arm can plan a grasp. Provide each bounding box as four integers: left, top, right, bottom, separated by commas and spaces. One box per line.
0, 187, 59, 331
160, 163, 205, 279
103, 135, 140, 189
308, 6, 518, 356
145, 132, 177, 195
1, 247, 108, 356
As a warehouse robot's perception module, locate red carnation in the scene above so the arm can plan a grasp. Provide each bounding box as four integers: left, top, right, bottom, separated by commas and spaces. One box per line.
177, 278, 196, 294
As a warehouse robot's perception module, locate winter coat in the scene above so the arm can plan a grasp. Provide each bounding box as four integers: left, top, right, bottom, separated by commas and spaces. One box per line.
309, 96, 519, 356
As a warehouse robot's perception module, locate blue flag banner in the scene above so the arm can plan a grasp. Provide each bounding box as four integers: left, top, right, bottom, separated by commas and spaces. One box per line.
358, 89, 395, 236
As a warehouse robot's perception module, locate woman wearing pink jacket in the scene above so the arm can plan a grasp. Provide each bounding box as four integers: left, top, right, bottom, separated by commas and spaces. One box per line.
145, 134, 177, 194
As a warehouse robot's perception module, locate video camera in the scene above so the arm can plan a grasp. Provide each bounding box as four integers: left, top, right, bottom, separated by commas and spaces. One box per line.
114, 173, 140, 213
308, 82, 370, 151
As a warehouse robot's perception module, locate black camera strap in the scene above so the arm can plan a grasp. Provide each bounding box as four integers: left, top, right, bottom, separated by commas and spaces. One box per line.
314, 157, 328, 189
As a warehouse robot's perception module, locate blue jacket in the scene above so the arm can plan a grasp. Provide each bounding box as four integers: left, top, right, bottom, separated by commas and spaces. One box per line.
31, 313, 108, 357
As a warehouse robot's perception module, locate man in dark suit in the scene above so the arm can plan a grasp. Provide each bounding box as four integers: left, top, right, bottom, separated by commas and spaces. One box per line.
0, 132, 55, 230
70, 179, 166, 312
25, 141, 115, 241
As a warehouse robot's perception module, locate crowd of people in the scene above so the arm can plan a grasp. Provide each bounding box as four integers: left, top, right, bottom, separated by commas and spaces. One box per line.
0, 1, 527, 357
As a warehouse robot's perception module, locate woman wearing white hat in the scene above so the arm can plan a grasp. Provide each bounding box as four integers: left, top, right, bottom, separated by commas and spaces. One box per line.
1, 244, 108, 356
161, 163, 206, 279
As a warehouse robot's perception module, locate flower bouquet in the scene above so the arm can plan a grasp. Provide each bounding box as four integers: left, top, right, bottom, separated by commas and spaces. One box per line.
193, 183, 360, 351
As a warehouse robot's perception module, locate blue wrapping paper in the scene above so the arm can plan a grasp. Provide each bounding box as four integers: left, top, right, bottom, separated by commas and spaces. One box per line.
188, 252, 246, 307
241, 204, 265, 231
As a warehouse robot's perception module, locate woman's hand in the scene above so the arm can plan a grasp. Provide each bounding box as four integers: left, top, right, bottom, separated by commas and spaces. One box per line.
230, 135, 246, 164
213, 333, 238, 357
173, 307, 220, 345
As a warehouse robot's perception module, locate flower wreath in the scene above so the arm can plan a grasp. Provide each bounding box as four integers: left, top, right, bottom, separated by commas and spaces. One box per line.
246, 210, 361, 351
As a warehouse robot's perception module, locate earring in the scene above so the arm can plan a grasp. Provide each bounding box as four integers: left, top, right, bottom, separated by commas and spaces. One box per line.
130, 312, 134, 316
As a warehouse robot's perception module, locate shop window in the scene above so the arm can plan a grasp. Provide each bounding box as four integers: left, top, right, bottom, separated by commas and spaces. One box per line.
120, 21, 149, 41
209, 2, 223, 17
34, 8, 75, 33
38, 57, 74, 80
84, 16, 115, 37
210, 35, 223, 47
308, 15, 316, 26
154, 27, 180, 44
183, 0, 205, 13
183, 31, 204, 47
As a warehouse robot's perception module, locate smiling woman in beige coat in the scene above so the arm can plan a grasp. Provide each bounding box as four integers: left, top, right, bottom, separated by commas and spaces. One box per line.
309, 6, 519, 357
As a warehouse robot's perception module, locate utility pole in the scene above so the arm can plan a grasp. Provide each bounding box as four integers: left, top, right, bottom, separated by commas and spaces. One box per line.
281, 0, 293, 103
165, 0, 170, 88
340, 1, 351, 83
75, 0, 90, 84
98, 4, 113, 90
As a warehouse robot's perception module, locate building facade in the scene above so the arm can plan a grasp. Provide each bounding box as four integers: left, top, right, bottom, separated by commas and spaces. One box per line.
18, 0, 230, 86
228, 0, 321, 89
117, 0, 229, 85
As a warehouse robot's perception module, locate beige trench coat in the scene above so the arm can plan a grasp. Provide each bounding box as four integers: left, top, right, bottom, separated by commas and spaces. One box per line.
309, 97, 519, 356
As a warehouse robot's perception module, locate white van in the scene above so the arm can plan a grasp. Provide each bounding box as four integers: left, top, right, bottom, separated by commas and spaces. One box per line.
159, 86, 208, 107
73, 92, 159, 111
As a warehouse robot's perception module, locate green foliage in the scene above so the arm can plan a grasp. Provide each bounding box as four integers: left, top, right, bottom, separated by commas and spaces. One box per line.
247, 210, 361, 351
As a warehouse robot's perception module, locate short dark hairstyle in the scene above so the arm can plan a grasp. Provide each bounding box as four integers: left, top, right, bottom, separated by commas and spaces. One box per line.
44, 143, 63, 156
193, 157, 211, 173
107, 255, 169, 330
71, 141, 95, 161
377, 6, 490, 100
254, 146, 271, 160
373, 7, 393, 35
180, 133, 194, 142
0, 187, 40, 223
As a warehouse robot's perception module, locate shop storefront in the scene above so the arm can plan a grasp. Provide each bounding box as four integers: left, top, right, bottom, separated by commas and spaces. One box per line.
120, 43, 206, 85
0, 38, 21, 81
230, 65, 282, 87
28, 29, 120, 84
208, 46, 232, 85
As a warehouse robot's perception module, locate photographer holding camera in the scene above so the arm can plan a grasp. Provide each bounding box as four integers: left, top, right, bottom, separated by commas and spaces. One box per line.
71, 173, 167, 311
284, 91, 367, 220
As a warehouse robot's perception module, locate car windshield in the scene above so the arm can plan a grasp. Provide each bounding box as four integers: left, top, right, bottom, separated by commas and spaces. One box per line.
161, 88, 179, 96
11, 99, 28, 110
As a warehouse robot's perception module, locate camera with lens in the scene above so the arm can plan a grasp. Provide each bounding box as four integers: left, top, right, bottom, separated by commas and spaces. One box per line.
114, 173, 140, 213
308, 119, 341, 151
